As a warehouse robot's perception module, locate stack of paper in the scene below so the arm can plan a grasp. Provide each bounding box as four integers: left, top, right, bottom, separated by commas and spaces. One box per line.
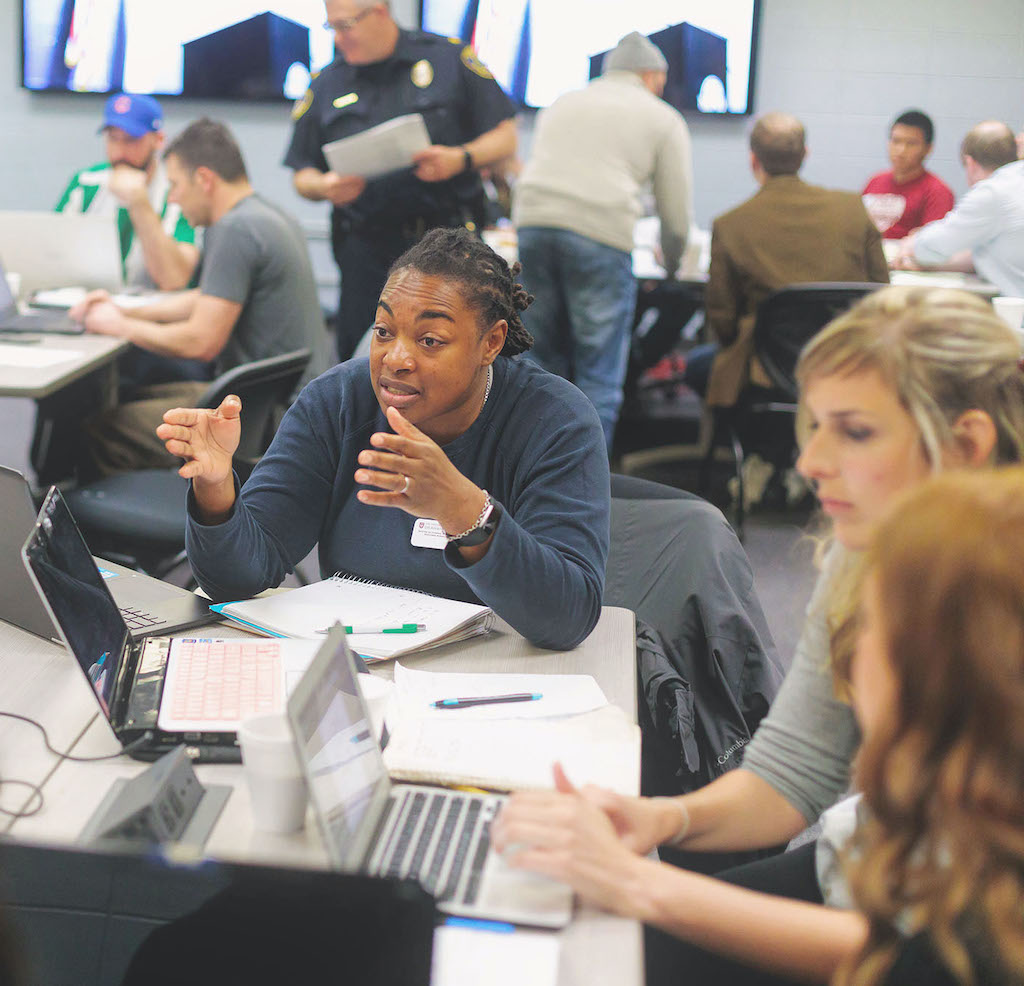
209, 575, 492, 661
382, 666, 640, 794
322, 113, 431, 180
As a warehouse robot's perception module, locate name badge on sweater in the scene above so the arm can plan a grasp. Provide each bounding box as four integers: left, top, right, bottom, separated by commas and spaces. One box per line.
411, 518, 447, 549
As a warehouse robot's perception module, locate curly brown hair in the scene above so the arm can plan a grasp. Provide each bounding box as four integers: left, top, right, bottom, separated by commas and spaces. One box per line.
837, 468, 1024, 986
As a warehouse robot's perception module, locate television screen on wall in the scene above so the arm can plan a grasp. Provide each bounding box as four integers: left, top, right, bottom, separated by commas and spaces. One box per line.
420, 0, 760, 115
21, 1, 338, 100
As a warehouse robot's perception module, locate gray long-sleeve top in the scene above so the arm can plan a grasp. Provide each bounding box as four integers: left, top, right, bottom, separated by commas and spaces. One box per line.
741, 548, 861, 823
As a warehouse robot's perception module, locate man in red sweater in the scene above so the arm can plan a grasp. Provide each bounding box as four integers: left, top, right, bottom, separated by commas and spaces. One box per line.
862, 109, 954, 239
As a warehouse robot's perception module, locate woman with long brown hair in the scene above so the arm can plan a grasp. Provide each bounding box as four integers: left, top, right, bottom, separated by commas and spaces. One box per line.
842, 468, 1024, 986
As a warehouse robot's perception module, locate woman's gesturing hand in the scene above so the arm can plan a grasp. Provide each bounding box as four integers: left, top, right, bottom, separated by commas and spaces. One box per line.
355, 406, 490, 536
156, 395, 242, 484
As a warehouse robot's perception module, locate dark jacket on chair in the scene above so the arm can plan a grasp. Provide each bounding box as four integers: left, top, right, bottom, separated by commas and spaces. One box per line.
604, 482, 784, 795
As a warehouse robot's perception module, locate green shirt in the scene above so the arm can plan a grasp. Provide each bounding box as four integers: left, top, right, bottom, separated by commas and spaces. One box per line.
55, 161, 196, 288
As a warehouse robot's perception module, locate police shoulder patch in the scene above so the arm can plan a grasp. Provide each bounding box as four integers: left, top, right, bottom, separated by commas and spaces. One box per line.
291, 88, 313, 121
460, 45, 494, 80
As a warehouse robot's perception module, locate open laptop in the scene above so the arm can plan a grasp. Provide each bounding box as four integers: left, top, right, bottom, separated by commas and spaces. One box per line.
0, 256, 83, 333
21, 486, 319, 762
287, 625, 574, 928
0, 210, 123, 296
0, 467, 212, 641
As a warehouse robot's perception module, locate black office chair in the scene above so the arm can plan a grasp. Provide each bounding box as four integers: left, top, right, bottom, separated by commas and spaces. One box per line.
65, 349, 311, 579
701, 282, 882, 538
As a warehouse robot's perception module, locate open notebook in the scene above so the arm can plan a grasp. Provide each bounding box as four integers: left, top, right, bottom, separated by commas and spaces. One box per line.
210, 575, 492, 661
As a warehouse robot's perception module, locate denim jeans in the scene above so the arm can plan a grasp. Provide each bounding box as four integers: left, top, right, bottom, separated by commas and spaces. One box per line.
517, 227, 637, 449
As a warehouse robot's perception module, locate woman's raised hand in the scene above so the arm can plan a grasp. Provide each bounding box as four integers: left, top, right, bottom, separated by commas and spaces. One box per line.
156, 395, 242, 484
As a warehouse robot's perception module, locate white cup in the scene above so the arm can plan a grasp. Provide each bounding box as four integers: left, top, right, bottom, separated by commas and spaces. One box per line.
359, 673, 394, 741
992, 296, 1024, 343
237, 714, 308, 834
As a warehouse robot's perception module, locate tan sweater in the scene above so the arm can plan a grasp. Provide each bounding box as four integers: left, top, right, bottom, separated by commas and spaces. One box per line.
513, 71, 693, 273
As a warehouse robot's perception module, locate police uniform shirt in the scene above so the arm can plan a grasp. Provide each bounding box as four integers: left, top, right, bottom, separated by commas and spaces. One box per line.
284, 29, 515, 231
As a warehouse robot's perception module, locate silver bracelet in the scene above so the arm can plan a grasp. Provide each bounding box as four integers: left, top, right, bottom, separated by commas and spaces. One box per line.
652, 797, 691, 847
445, 491, 493, 542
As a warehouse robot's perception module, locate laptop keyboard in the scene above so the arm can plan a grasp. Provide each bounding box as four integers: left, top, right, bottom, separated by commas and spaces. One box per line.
120, 606, 162, 631
369, 790, 499, 907
163, 638, 282, 724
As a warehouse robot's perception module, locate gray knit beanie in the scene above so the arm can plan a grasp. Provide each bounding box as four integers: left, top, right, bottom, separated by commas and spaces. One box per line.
603, 32, 668, 74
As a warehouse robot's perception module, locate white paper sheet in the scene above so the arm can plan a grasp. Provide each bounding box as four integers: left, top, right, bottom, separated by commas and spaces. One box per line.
322, 113, 431, 180
0, 346, 83, 367
432, 922, 560, 986
392, 664, 609, 720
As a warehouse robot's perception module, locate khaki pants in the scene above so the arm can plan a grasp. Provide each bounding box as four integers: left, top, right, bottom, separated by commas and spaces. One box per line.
84, 381, 210, 477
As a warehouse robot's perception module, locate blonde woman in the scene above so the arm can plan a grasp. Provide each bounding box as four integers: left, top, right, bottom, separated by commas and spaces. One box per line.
493, 286, 1024, 984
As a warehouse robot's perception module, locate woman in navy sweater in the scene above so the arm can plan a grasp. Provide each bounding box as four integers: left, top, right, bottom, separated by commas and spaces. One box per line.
157, 227, 610, 650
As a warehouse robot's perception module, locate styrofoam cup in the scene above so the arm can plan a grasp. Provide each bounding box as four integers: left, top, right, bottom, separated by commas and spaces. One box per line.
359, 673, 394, 741
238, 714, 308, 834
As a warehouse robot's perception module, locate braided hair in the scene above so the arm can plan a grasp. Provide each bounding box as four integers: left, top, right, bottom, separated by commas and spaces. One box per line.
387, 227, 534, 356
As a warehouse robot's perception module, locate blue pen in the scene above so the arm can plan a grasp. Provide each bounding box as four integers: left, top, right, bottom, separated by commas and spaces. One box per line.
432, 692, 542, 710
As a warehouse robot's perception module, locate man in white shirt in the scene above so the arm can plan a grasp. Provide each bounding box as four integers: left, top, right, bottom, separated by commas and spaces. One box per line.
894, 120, 1024, 297
513, 32, 693, 450
56, 93, 199, 290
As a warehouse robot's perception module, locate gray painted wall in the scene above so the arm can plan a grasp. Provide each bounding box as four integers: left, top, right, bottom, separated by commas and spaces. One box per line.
2, 0, 1023, 229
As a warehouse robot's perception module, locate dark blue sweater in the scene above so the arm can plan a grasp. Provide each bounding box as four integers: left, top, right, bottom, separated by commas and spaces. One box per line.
186, 356, 610, 649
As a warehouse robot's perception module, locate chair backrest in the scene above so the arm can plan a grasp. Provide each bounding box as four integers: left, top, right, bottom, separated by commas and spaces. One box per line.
195, 349, 311, 473
754, 283, 882, 399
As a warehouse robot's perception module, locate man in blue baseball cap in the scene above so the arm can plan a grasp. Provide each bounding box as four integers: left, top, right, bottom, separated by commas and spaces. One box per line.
56, 93, 199, 291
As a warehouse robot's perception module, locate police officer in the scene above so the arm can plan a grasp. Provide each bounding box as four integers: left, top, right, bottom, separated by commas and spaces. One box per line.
285, 1, 517, 360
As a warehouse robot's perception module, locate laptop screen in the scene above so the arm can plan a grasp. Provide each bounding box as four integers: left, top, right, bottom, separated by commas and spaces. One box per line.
287, 627, 392, 869
22, 487, 130, 718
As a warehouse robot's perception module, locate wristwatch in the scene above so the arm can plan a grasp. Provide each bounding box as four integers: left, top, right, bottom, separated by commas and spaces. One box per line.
446, 493, 501, 547
461, 146, 474, 173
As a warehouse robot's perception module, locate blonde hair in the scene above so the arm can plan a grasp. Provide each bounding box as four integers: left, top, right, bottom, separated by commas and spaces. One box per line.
795, 286, 1024, 686
837, 469, 1024, 986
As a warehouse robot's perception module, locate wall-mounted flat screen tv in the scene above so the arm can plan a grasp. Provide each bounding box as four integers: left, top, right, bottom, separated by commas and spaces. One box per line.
21, 1, 339, 100
420, 0, 760, 115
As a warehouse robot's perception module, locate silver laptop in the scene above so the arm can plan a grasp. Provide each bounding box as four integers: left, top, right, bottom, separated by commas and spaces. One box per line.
0, 467, 211, 641
287, 625, 574, 928
0, 210, 123, 295
0, 256, 83, 334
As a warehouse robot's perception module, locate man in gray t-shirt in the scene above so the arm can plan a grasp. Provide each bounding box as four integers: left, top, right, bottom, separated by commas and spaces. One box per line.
198, 193, 328, 388
74, 119, 330, 477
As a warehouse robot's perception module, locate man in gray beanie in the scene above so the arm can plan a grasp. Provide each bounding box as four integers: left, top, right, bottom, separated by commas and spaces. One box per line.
514, 32, 693, 451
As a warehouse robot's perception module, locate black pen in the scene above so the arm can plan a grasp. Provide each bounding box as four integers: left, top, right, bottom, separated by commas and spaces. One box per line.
432, 692, 542, 710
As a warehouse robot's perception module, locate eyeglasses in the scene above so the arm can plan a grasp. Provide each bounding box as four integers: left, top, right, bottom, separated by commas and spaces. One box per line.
323, 7, 375, 32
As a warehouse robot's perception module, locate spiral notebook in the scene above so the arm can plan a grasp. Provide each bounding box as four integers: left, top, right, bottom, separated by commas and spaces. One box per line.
209, 575, 492, 661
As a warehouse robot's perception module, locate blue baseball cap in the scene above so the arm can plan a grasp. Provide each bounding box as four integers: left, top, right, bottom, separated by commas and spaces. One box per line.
99, 93, 164, 138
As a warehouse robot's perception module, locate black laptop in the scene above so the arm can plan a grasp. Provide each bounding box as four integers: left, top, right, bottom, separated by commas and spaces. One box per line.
0, 841, 435, 986
22, 486, 320, 762
0, 466, 212, 641
0, 256, 83, 333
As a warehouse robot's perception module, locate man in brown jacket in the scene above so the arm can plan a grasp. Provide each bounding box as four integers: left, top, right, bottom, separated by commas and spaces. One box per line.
702, 112, 889, 408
